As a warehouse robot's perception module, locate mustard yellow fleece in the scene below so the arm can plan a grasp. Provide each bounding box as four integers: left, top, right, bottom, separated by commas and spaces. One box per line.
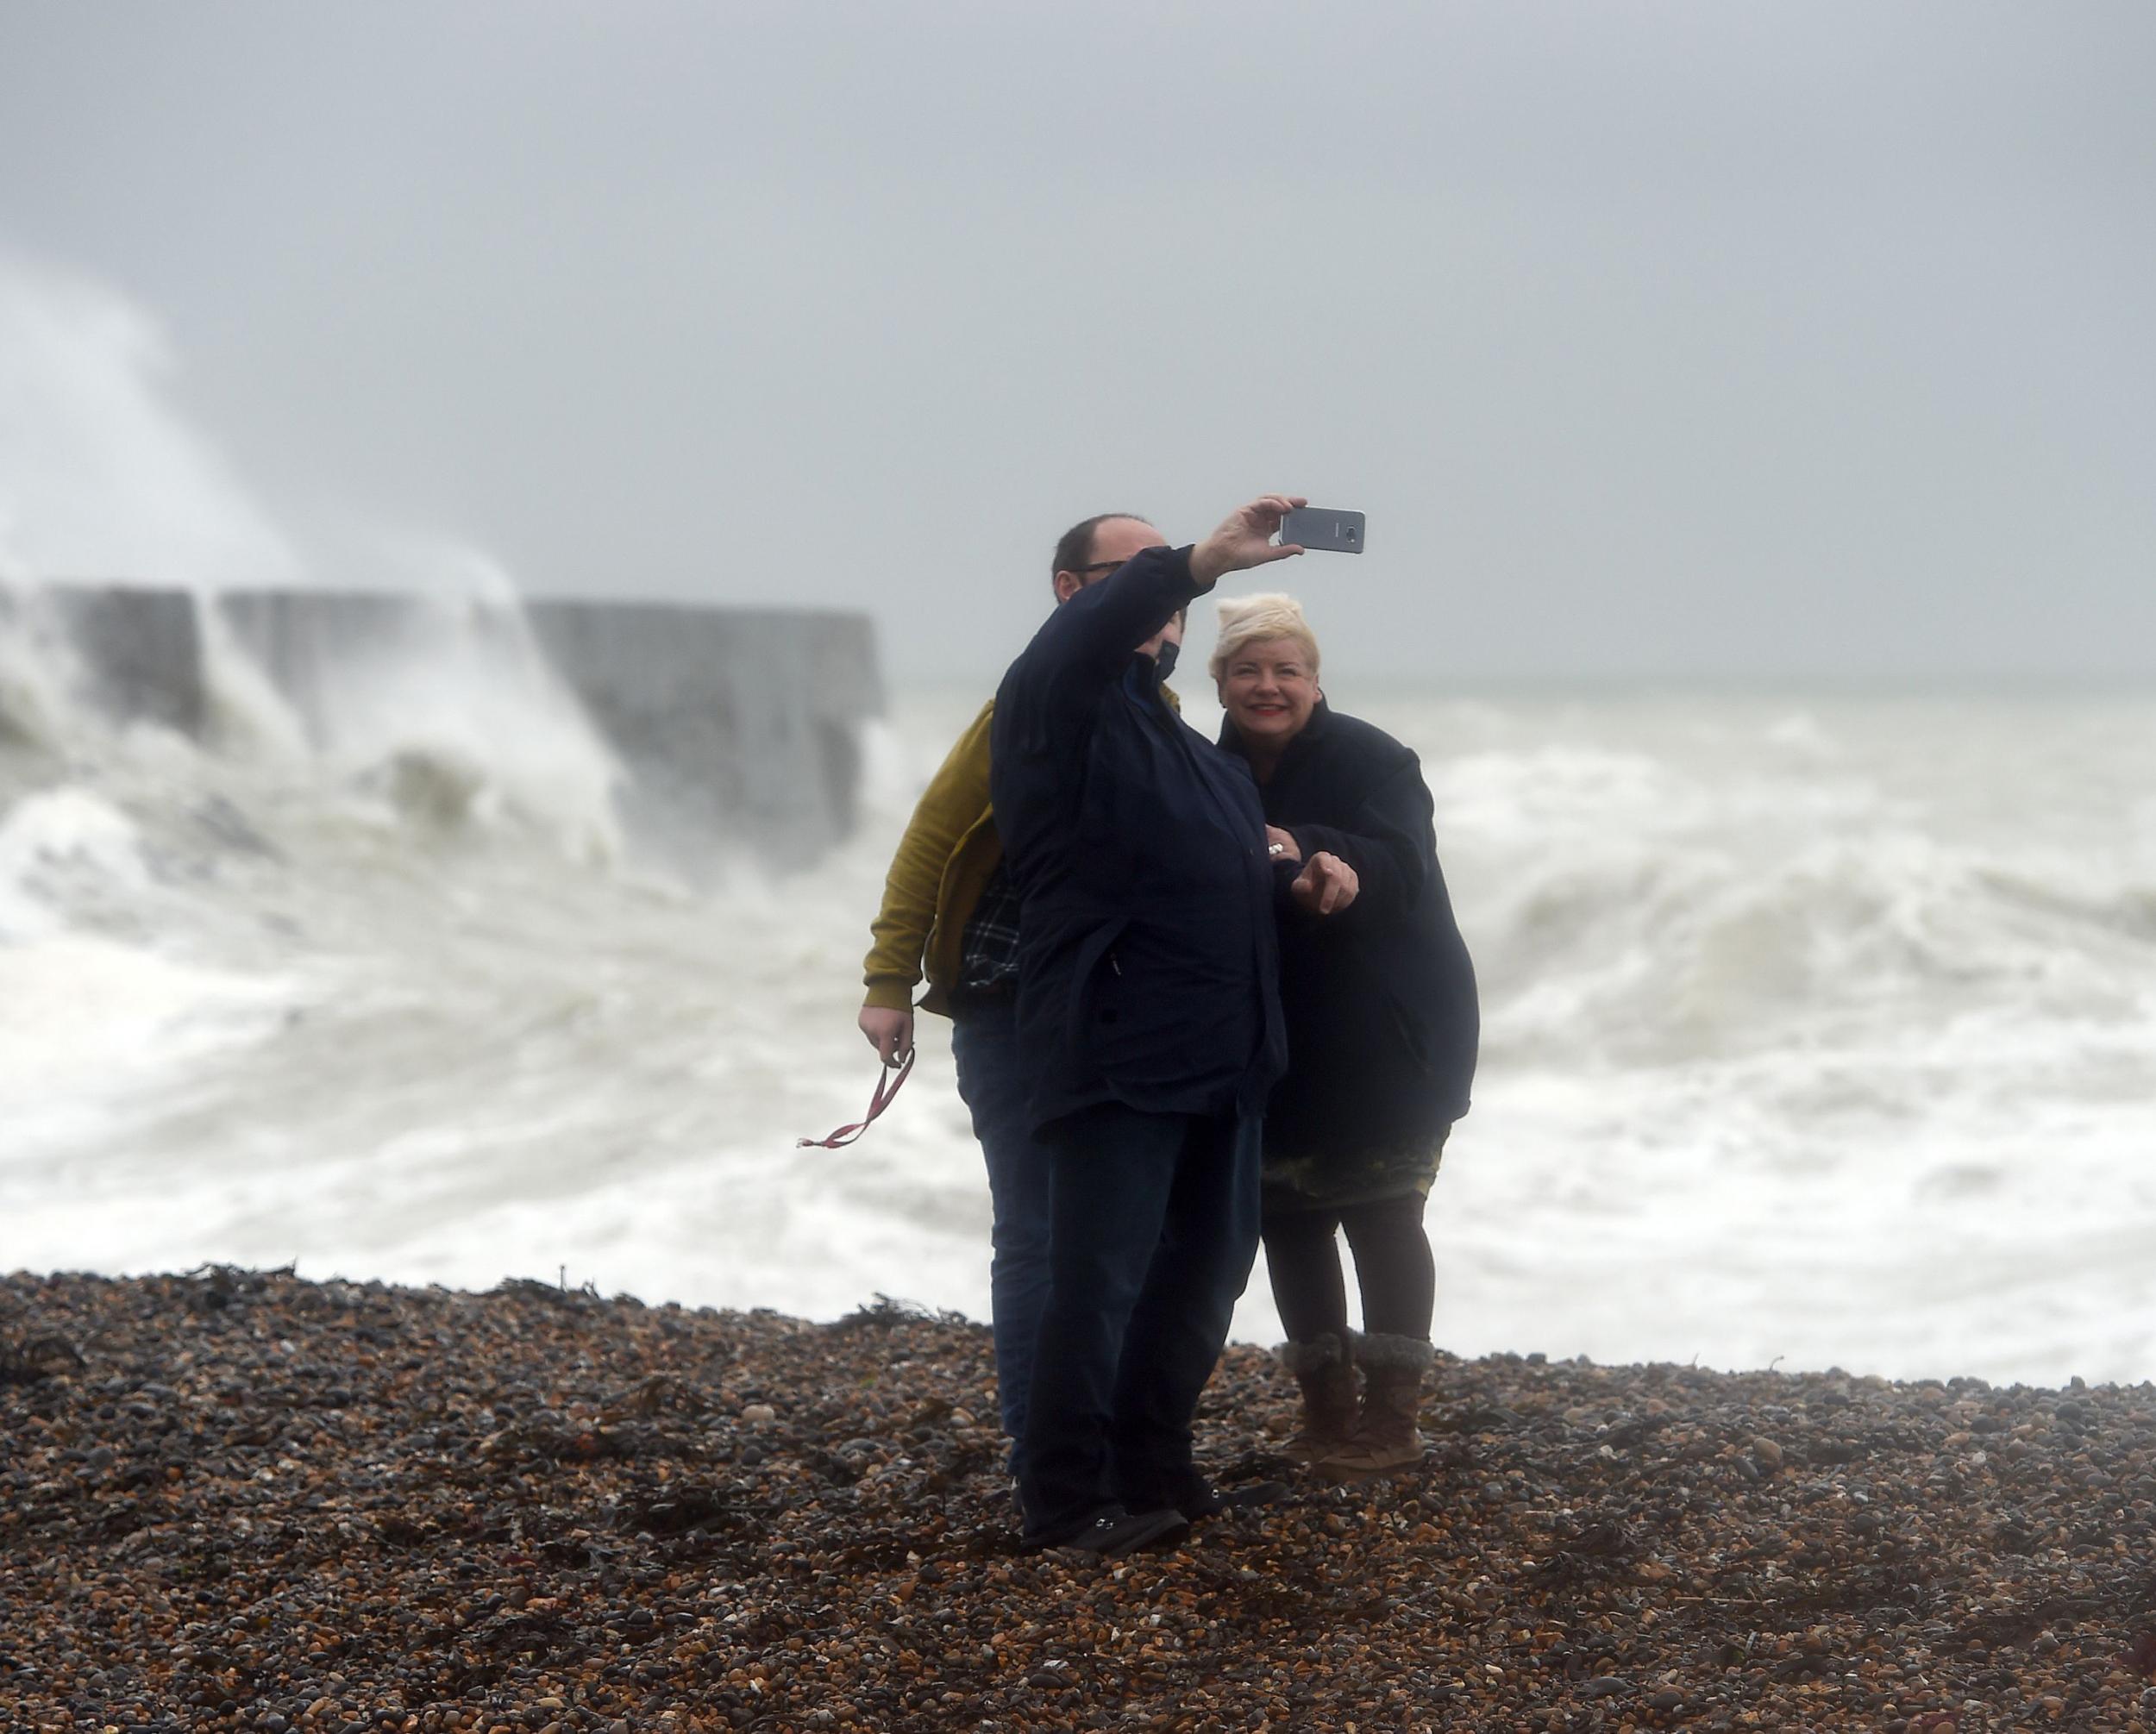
861, 686, 1179, 1017
860, 700, 1001, 1018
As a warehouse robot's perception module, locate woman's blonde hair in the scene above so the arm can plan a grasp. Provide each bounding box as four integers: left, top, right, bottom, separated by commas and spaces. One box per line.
1209, 592, 1321, 685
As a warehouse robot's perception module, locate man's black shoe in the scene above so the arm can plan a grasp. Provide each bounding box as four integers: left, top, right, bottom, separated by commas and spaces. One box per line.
1021, 1505, 1190, 1558
1181, 1479, 1292, 1518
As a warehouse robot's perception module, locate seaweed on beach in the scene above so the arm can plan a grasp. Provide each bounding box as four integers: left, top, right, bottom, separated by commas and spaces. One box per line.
0, 1329, 84, 1387
824, 1291, 978, 1333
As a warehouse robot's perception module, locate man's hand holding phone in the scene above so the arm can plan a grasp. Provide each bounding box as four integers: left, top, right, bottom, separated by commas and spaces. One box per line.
1190, 495, 1308, 589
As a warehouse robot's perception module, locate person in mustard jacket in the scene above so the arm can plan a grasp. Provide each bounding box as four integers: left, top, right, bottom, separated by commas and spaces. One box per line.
856, 511, 1167, 1482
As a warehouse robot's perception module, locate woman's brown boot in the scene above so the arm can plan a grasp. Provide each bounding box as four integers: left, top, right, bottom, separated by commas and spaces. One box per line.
1276, 1333, 1359, 1464
1317, 1333, 1433, 1480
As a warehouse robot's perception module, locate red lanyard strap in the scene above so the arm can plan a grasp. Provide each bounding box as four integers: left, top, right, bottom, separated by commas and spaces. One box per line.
799, 1049, 916, 1149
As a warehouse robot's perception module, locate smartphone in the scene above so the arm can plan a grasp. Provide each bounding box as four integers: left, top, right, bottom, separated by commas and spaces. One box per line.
1279, 507, 1365, 554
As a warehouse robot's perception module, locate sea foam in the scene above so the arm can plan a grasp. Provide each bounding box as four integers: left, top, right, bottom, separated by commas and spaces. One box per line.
4, 676, 2153, 1387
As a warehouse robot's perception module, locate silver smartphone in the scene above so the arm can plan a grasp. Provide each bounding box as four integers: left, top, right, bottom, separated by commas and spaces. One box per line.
1279, 507, 1365, 554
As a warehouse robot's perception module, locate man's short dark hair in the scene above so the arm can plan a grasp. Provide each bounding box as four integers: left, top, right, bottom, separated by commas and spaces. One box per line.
1051, 514, 1150, 584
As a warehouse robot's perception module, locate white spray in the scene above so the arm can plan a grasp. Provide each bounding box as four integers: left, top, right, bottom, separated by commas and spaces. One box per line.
0, 248, 623, 854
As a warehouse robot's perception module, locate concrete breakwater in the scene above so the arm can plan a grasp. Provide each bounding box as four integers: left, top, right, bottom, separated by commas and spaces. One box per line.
3, 583, 885, 865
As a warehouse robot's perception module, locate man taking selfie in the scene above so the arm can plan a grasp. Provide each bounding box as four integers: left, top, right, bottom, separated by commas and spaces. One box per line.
856, 512, 1169, 1487
991, 493, 1361, 1556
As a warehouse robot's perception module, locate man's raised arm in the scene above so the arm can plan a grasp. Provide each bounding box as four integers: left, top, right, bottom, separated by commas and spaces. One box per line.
1019, 495, 1312, 698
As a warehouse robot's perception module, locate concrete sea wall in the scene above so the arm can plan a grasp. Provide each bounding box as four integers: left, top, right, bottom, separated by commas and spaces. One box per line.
4, 583, 885, 865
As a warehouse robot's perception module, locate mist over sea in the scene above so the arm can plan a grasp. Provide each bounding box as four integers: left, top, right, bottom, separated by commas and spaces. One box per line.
5, 621, 2152, 1391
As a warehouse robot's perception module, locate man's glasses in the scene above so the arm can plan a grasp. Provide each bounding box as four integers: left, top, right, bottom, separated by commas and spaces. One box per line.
1073, 560, 1126, 576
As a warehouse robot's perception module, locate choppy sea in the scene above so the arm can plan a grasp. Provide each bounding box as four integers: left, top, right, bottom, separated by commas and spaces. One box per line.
4, 616, 2153, 1388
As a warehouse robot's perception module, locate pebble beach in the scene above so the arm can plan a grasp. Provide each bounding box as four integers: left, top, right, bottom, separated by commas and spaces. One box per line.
4, 1268, 2153, 1733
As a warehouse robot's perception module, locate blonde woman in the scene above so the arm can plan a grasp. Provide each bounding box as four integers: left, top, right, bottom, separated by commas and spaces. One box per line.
1212, 594, 1480, 1477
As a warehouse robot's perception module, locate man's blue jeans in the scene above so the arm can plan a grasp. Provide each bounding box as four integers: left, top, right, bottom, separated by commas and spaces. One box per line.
949, 997, 1054, 1476
1018, 1104, 1263, 1537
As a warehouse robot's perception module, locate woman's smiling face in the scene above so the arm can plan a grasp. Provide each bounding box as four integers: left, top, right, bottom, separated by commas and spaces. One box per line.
1219, 635, 1319, 748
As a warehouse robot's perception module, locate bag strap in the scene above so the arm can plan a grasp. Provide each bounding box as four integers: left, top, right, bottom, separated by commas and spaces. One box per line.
798, 1049, 916, 1149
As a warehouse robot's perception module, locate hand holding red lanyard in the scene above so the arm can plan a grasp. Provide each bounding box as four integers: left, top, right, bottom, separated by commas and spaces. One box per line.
798, 1049, 916, 1149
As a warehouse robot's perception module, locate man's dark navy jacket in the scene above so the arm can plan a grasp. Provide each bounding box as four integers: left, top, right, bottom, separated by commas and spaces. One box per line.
990, 546, 1287, 1137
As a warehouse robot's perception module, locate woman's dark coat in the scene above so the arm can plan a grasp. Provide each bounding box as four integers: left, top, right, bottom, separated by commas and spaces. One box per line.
1221, 700, 1478, 1158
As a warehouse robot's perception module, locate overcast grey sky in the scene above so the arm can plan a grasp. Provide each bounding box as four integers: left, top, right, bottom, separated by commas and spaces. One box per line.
2, 2, 2151, 680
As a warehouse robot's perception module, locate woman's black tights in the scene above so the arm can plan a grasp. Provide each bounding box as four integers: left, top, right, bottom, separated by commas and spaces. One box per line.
1263, 1193, 1435, 1344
